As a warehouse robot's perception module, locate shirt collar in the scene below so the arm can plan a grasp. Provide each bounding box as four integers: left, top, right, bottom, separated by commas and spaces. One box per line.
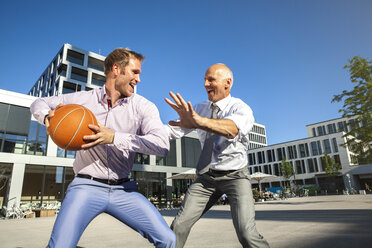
98, 86, 131, 105
210, 94, 231, 111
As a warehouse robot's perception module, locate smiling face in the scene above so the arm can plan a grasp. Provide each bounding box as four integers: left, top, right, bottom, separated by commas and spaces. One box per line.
114, 57, 142, 98
204, 64, 232, 103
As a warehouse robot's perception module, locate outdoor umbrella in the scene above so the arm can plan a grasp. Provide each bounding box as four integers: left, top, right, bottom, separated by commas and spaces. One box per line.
167, 169, 197, 180
250, 172, 276, 196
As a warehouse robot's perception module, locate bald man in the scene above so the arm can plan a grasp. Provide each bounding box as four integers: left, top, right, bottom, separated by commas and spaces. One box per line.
165, 64, 270, 248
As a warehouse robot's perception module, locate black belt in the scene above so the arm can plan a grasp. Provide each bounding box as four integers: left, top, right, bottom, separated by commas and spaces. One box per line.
208, 169, 237, 176
76, 174, 130, 185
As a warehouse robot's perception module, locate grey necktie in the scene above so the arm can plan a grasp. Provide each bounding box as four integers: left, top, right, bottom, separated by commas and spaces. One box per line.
196, 103, 219, 175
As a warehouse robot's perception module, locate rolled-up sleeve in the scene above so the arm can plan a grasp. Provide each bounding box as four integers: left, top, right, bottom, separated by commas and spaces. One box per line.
224, 101, 255, 137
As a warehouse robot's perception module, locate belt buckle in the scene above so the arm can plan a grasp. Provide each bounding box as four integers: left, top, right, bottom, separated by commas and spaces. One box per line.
109, 179, 118, 185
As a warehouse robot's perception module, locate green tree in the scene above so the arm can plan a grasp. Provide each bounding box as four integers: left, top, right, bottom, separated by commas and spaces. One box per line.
332, 56, 372, 164
280, 158, 295, 188
321, 152, 341, 176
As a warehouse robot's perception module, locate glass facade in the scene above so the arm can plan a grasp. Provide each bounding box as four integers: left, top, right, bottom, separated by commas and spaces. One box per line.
181, 137, 201, 168
21, 165, 74, 208
0, 103, 47, 156
132, 171, 166, 203
156, 140, 176, 166
0, 163, 12, 208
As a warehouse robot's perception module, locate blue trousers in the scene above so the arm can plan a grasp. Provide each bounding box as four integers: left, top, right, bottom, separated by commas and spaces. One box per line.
47, 177, 175, 248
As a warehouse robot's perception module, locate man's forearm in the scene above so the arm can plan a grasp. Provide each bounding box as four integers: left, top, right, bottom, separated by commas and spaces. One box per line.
197, 117, 238, 139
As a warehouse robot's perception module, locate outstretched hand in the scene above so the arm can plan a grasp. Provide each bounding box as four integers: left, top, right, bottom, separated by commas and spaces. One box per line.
81, 123, 115, 149
164, 91, 203, 129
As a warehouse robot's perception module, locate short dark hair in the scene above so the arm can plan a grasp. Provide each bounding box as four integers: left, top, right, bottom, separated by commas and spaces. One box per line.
104, 48, 145, 75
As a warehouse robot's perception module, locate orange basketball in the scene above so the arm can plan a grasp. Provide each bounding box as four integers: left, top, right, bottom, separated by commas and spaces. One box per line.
48, 104, 97, 151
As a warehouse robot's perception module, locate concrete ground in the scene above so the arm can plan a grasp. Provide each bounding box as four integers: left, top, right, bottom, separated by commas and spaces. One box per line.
0, 194, 371, 248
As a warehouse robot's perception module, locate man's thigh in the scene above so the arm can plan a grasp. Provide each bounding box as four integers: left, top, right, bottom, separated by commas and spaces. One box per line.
48, 178, 108, 247
106, 182, 175, 246
174, 176, 220, 226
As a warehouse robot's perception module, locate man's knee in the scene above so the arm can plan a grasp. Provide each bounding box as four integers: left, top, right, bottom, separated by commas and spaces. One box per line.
155, 228, 176, 248
237, 229, 269, 248
171, 217, 189, 235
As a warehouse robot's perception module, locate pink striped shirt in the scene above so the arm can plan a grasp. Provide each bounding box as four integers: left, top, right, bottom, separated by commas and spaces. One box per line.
30, 87, 169, 180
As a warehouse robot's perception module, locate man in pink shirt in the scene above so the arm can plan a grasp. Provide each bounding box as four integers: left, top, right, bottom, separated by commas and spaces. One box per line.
31, 48, 175, 248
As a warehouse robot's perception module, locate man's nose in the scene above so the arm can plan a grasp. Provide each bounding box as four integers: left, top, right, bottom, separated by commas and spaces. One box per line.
136, 75, 141, 83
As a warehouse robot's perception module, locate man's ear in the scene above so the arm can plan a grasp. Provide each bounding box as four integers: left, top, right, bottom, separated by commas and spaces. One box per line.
112, 64, 121, 76
225, 78, 232, 89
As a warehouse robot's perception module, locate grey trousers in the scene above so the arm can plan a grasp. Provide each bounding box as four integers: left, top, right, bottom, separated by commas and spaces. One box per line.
171, 167, 270, 248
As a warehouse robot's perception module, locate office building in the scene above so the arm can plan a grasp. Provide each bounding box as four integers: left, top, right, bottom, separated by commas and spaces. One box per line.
248, 117, 372, 193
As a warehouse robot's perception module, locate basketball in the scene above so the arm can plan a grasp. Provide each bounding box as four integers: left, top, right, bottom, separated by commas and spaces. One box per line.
48, 104, 97, 151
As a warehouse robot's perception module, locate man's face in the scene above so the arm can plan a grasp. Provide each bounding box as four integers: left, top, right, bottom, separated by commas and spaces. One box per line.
204, 65, 231, 102
115, 58, 142, 97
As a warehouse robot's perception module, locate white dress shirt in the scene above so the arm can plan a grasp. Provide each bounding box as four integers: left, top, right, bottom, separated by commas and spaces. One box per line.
165, 95, 255, 171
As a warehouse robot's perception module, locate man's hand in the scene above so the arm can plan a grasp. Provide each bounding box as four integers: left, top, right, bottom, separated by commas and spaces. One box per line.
81, 123, 115, 149
45, 104, 64, 135
165, 91, 204, 129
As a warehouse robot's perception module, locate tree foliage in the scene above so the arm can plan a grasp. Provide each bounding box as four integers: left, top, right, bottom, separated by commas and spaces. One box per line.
321, 152, 341, 176
280, 158, 295, 181
332, 56, 372, 164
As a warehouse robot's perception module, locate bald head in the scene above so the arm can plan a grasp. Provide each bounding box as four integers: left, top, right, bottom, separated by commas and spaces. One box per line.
204, 63, 234, 102
206, 63, 234, 86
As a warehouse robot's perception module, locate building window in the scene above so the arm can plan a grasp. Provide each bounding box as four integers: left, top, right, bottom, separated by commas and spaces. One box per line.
21, 165, 75, 207
182, 137, 201, 168
62, 81, 81, 94
26, 121, 48, 156
273, 163, 280, 176
287, 145, 297, 159
327, 123, 336, 134
333, 154, 341, 166
307, 159, 315, 173
156, 140, 176, 166
66, 49, 84, 66
332, 138, 338, 153
267, 150, 273, 162
313, 158, 319, 171
317, 126, 326, 136
57, 147, 76, 158
295, 160, 303, 174
298, 143, 309, 158
317, 141, 322, 154
337, 121, 348, 132
0, 103, 32, 154
135, 153, 150, 164
323, 139, 331, 154
312, 128, 316, 137
71, 67, 88, 83
257, 151, 265, 164
88, 56, 104, 71
57, 64, 67, 78
91, 73, 106, 87
277, 147, 285, 161
248, 153, 256, 165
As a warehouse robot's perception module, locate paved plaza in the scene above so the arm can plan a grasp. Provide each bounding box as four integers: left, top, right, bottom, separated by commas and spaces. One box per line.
1, 194, 371, 248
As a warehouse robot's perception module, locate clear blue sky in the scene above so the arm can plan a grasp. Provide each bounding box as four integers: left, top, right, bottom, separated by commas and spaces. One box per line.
1, 0, 371, 145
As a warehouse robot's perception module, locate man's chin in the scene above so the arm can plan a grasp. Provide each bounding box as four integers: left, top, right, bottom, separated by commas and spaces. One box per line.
121, 91, 132, 98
